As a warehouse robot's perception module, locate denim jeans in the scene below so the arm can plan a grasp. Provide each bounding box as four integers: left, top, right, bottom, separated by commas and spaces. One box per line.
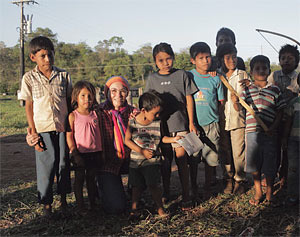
96, 172, 126, 214
35, 131, 71, 204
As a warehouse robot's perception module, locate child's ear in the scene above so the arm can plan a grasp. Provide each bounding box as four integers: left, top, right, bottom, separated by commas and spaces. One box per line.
29, 53, 36, 62
190, 58, 195, 65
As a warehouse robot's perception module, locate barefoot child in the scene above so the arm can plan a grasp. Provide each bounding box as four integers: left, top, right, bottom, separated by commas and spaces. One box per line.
20, 36, 72, 217
188, 42, 224, 199
232, 55, 286, 205
125, 91, 178, 217
145, 43, 198, 210
66, 81, 102, 212
216, 43, 249, 195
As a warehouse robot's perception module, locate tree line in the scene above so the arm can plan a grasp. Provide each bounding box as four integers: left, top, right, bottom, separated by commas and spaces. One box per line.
0, 27, 280, 94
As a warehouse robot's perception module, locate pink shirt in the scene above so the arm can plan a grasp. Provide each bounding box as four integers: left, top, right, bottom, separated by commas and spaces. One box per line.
73, 110, 102, 153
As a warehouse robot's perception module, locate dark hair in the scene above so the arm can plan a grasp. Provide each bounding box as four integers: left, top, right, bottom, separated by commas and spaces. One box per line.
250, 55, 270, 71
189, 42, 211, 59
216, 27, 236, 45
152, 42, 175, 61
279, 44, 300, 70
71, 80, 97, 110
216, 43, 238, 72
29, 36, 55, 55
138, 90, 162, 111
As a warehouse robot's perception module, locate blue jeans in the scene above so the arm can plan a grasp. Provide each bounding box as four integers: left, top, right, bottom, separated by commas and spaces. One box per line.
96, 172, 126, 214
35, 131, 71, 204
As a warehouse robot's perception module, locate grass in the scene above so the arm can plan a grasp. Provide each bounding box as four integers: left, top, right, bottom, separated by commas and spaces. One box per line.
1, 177, 299, 236
0, 96, 27, 136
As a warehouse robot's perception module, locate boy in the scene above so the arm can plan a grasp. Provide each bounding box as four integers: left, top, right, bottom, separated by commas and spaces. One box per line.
125, 91, 177, 218
282, 74, 300, 206
268, 44, 300, 187
20, 36, 72, 217
232, 55, 286, 205
216, 43, 249, 194
210, 27, 246, 71
145, 42, 198, 210
188, 42, 224, 198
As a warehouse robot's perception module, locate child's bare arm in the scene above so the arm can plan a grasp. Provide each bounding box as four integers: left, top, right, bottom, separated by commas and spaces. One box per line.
186, 94, 197, 133
231, 94, 241, 111
124, 123, 153, 159
66, 112, 76, 153
25, 100, 43, 152
162, 135, 182, 144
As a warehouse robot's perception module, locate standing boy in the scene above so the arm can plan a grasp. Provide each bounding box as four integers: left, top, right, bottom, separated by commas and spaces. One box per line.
188, 42, 224, 198
268, 44, 299, 187
233, 55, 286, 205
216, 43, 249, 194
20, 36, 72, 216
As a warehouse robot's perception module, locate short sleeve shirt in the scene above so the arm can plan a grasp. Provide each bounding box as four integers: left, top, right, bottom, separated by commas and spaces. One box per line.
223, 69, 248, 130
145, 69, 198, 133
240, 82, 286, 133
189, 69, 224, 126
19, 66, 72, 133
128, 118, 161, 168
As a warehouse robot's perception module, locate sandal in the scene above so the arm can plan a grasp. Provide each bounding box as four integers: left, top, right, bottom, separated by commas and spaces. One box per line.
181, 200, 193, 211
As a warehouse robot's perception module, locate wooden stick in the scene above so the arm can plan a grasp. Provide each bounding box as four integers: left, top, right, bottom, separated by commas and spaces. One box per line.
219, 74, 269, 132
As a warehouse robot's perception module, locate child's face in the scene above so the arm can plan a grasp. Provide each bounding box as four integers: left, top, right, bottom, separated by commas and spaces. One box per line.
191, 52, 212, 73
155, 52, 174, 75
143, 106, 161, 122
216, 35, 233, 47
30, 49, 54, 72
224, 53, 237, 71
250, 62, 270, 82
279, 52, 297, 74
77, 87, 93, 110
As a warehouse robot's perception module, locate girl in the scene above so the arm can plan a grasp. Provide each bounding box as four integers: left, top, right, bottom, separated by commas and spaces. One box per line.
145, 43, 198, 210
66, 81, 102, 212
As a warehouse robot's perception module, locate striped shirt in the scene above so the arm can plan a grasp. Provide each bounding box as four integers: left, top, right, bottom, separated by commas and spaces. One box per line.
128, 118, 161, 168
240, 82, 286, 133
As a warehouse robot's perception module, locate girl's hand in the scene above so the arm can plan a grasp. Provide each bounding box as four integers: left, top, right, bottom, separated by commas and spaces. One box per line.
231, 94, 239, 104
173, 136, 183, 142
208, 71, 217, 77
189, 124, 197, 134
141, 148, 154, 159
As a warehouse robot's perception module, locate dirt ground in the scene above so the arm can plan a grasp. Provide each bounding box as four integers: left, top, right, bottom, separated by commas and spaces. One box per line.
0, 134, 37, 188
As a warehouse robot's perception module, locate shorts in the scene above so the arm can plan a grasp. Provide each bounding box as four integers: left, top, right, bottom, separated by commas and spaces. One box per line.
170, 131, 188, 149
245, 132, 277, 177
129, 165, 161, 190
198, 122, 220, 167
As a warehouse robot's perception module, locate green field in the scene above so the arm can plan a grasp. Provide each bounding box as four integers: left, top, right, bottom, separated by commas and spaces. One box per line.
0, 96, 27, 136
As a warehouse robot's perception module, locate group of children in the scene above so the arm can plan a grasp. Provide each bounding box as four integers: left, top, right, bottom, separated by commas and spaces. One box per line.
21, 27, 299, 219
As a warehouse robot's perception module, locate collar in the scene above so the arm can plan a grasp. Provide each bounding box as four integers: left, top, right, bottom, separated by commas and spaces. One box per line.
279, 70, 298, 79
33, 65, 59, 79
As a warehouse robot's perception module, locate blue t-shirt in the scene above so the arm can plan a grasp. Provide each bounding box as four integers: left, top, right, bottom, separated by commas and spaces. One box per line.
189, 69, 224, 126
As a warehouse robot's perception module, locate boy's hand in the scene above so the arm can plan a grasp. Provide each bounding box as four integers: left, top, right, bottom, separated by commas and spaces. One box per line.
70, 150, 85, 167
231, 94, 239, 103
26, 127, 39, 147
208, 71, 217, 77
238, 79, 251, 88
141, 148, 153, 159
34, 143, 44, 152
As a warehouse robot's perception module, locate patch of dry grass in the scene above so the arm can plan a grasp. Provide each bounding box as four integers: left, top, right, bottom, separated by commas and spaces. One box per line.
1, 179, 299, 236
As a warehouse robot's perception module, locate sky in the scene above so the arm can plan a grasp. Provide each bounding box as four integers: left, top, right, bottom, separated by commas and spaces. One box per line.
1, 0, 300, 63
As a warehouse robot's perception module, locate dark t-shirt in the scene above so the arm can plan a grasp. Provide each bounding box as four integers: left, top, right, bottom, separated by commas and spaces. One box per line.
145, 69, 198, 133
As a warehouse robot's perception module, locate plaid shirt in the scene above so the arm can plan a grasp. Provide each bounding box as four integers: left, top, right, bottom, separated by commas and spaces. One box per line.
19, 65, 72, 133
97, 101, 136, 175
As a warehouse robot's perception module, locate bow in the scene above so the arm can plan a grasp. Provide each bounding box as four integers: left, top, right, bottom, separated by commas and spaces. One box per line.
256, 29, 300, 53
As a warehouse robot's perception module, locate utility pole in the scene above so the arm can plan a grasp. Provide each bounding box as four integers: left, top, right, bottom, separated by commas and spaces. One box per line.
12, 0, 37, 105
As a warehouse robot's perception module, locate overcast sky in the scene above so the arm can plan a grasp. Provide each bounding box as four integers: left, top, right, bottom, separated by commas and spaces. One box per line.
1, 0, 300, 63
